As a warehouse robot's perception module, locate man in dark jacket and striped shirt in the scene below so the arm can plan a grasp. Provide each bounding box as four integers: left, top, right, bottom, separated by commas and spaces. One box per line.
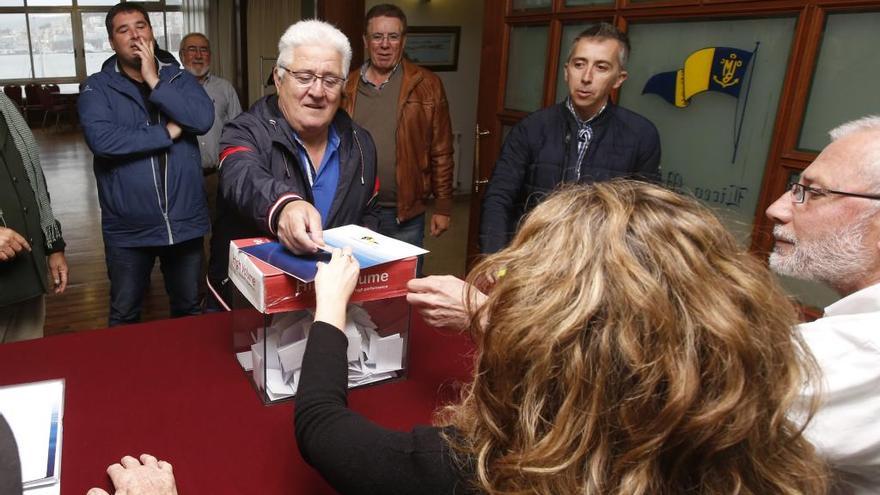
480, 23, 660, 254
78, 2, 214, 326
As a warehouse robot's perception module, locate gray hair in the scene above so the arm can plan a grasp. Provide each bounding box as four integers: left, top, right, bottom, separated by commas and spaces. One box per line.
276, 19, 352, 80
567, 22, 630, 69
179, 32, 209, 60
180, 32, 209, 49
829, 115, 880, 190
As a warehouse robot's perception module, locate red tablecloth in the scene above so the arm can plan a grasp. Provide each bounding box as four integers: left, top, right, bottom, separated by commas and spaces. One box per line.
0, 312, 474, 494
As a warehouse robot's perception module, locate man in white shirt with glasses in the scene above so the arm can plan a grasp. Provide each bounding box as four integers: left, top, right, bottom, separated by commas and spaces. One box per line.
766, 115, 880, 494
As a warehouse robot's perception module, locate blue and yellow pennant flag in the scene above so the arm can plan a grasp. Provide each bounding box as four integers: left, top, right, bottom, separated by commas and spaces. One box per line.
642, 46, 755, 108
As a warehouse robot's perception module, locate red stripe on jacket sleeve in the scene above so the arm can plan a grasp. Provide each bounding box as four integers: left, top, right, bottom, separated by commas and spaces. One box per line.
218, 146, 253, 169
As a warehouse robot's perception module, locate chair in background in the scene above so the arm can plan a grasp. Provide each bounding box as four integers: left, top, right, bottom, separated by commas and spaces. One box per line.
3, 85, 25, 115
38, 86, 76, 130
23, 83, 44, 125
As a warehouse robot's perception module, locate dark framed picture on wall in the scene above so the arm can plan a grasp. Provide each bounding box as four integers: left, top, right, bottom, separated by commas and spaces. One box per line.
405, 26, 461, 72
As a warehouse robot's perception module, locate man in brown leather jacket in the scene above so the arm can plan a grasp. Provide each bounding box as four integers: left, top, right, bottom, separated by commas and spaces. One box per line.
342, 3, 454, 269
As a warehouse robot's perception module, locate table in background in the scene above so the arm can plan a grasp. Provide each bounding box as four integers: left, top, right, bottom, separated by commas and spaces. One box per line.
0, 312, 474, 494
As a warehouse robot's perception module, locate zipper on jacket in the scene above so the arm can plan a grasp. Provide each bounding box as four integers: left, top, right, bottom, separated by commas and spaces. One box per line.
163, 151, 173, 244
271, 119, 292, 179
352, 128, 365, 186
149, 153, 174, 245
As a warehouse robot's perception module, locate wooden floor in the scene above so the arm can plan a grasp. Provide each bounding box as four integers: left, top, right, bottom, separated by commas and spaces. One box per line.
36, 128, 471, 336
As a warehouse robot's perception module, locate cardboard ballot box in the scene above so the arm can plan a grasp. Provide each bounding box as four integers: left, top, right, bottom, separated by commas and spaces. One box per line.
228, 230, 422, 404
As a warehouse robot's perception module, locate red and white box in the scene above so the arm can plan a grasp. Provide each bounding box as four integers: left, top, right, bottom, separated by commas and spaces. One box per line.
228, 237, 417, 313
228, 237, 418, 404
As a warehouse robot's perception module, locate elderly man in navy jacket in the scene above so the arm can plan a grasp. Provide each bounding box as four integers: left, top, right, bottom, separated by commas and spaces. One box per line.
480, 23, 660, 254
78, 2, 213, 326
206, 20, 378, 310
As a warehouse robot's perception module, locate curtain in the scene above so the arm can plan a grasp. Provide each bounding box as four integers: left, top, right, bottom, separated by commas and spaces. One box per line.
182, 0, 209, 37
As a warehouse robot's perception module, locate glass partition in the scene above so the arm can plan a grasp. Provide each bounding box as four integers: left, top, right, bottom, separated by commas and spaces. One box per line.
619, 16, 848, 309
798, 11, 880, 152
503, 25, 549, 112
620, 17, 796, 243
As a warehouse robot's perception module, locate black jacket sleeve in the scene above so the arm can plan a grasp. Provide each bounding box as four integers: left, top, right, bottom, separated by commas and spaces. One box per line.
295, 322, 464, 495
479, 121, 532, 255
218, 114, 303, 235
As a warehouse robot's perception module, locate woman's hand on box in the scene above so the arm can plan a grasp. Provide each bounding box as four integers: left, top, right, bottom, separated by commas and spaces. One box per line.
314, 247, 360, 329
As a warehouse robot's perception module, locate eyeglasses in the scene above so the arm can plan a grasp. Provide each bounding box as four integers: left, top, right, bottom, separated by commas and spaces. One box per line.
183, 46, 210, 55
277, 66, 345, 91
790, 182, 880, 204
368, 32, 403, 44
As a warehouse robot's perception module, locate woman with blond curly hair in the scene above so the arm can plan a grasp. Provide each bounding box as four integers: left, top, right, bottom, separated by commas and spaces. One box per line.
296, 180, 829, 494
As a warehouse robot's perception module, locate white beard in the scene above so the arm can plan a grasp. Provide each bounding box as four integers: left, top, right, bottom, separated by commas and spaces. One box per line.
769, 219, 873, 288
185, 64, 209, 78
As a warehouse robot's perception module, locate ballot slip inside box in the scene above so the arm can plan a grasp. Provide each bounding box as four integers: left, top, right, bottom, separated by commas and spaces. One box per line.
228, 225, 424, 403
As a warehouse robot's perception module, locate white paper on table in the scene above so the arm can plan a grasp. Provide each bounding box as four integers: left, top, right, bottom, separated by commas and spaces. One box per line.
236, 351, 254, 371
0, 379, 64, 489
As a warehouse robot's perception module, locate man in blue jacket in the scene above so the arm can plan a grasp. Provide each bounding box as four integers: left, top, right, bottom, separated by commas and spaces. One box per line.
480, 23, 661, 254
78, 2, 214, 326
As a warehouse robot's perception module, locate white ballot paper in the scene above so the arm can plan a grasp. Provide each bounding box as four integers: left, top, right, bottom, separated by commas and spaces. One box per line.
0, 379, 64, 494
238, 305, 406, 399
321, 224, 428, 268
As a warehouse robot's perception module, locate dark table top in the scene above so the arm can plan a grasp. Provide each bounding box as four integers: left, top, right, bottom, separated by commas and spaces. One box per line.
0, 311, 474, 494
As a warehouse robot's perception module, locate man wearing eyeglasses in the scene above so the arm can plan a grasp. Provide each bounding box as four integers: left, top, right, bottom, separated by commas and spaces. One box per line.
342, 3, 455, 270
206, 20, 378, 310
766, 116, 880, 494
179, 32, 242, 221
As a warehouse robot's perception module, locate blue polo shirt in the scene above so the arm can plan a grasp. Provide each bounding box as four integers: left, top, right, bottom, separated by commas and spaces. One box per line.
292, 125, 340, 227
